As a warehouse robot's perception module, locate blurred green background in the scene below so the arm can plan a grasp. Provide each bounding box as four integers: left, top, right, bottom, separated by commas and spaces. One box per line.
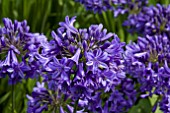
0, 0, 170, 113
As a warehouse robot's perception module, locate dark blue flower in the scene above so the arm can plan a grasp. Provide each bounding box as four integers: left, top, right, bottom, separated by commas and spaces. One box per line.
36, 16, 127, 112
125, 34, 170, 112
0, 18, 45, 83
27, 82, 87, 113
47, 57, 70, 79
86, 48, 109, 74
27, 82, 52, 113
113, 0, 148, 17
43, 57, 71, 91
124, 4, 170, 36
160, 94, 170, 113
87, 78, 137, 113
75, 0, 113, 14
75, 0, 147, 16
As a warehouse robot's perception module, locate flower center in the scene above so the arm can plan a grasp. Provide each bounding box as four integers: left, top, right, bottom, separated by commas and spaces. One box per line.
149, 50, 158, 63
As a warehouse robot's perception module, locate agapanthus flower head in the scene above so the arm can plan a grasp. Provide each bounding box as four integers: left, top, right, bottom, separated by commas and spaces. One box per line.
75, 0, 148, 16
124, 4, 170, 36
113, 0, 148, 17
33, 15, 137, 112
27, 82, 87, 113
87, 78, 137, 113
75, 0, 113, 14
42, 16, 126, 89
125, 34, 170, 112
0, 18, 47, 84
27, 82, 52, 113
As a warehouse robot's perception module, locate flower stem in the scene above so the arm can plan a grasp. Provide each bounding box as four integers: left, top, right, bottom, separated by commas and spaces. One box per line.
53, 107, 56, 113
73, 99, 79, 113
12, 82, 15, 113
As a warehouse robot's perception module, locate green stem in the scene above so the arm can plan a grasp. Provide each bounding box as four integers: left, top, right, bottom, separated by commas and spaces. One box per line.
12, 81, 15, 113
73, 99, 79, 113
53, 107, 56, 113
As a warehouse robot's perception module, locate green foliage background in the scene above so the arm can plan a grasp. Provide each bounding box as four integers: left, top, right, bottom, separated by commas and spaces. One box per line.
0, 0, 170, 112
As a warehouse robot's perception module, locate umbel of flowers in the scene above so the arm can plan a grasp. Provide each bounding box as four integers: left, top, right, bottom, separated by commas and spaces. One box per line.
75, 0, 148, 16
2, 1, 170, 113
125, 34, 170, 112
27, 16, 137, 113
124, 4, 170, 36
0, 18, 46, 84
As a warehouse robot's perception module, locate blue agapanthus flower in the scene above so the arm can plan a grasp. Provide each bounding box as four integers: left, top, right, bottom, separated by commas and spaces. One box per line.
44, 57, 71, 90
32, 16, 137, 112
41, 16, 126, 89
27, 82, 52, 113
27, 82, 87, 113
87, 78, 137, 113
0, 18, 47, 84
75, 0, 113, 14
86, 48, 109, 74
113, 0, 148, 17
124, 4, 170, 36
125, 34, 170, 112
75, 0, 148, 16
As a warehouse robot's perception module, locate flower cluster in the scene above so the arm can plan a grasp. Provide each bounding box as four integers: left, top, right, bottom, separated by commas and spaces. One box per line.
125, 34, 170, 111
0, 18, 46, 84
75, 0, 148, 16
26, 2, 170, 113
2, 1, 170, 113
113, 0, 148, 17
88, 78, 137, 113
124, 4, 170, 36
75, 0, 113, 14
25, 16, 138, 112
27, 82, 85, 113
27, 82, 52, 113
40, 16, 126, 90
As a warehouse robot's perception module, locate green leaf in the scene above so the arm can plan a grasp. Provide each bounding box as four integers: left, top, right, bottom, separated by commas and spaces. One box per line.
154, 107, 163, 113
102, 12, 109, 30
149, 0, 157, 5
129, 98, 152, 113
149, 95, 163, 113
164, 0, 170, 5
149, 94, 159, 106
0, 92, 11, 104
